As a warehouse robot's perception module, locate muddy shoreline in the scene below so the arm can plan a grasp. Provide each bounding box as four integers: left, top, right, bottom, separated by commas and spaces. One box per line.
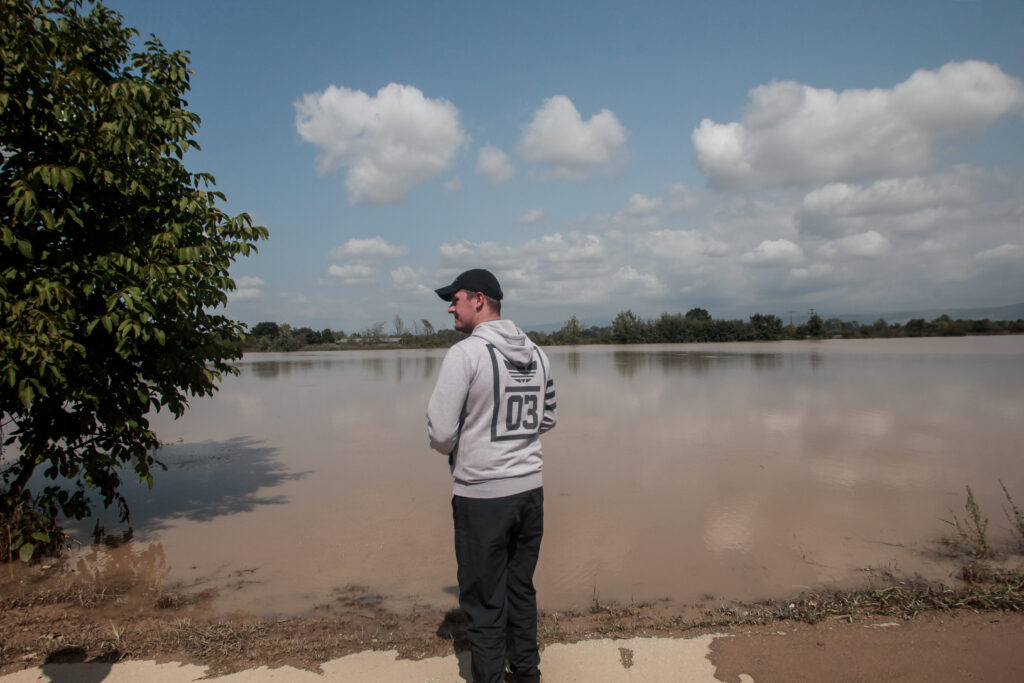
2, 560, 1021, 678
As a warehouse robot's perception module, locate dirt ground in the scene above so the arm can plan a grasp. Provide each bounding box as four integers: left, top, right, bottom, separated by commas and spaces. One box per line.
708, 611, 1024, 682
2, 561, 1023, 681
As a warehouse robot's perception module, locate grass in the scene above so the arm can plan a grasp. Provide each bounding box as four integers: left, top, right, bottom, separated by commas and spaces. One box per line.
569, 568, 1024, 639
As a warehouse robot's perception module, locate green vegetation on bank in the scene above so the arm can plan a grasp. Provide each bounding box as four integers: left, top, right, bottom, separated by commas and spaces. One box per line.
242, 317, 463, 352
245, 308, 1024, 351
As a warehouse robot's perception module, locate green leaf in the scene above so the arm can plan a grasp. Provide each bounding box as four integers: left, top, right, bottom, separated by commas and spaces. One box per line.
31, 532, 51, 543
18, 381, 35, 408
19, 543, 35, 563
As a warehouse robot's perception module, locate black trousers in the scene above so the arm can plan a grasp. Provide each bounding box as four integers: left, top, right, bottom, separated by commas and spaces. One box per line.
452, 487, 544, 683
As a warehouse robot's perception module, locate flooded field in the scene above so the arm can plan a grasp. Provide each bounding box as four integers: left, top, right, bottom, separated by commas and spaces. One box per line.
34, 337, 1024, 616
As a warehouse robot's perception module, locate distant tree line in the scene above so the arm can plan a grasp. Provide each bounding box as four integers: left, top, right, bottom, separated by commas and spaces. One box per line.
244, 315, 460, 351
243, 310, 1024, 352
529, 309, 1024, 346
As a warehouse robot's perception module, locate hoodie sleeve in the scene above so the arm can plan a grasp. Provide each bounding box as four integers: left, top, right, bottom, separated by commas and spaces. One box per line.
539, 351, 557, 434
427, 345, 471, 455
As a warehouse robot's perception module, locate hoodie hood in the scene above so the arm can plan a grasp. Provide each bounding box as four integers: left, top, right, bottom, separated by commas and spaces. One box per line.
472, 320, 535, 366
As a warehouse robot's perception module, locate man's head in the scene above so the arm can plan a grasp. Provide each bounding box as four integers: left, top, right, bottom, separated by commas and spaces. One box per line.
435, 269, 503, 333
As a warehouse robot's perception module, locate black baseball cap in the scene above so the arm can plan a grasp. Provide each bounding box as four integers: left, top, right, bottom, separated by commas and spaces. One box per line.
435, 268, 503, 301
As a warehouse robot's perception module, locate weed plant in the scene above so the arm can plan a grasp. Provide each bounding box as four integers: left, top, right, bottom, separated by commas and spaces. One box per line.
941, 485, 993, 559
1001, 479, 1024, 551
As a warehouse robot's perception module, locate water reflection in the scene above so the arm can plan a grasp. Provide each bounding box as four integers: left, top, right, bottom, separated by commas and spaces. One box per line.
748, 353, 783, 371
238, 351, 441, 384
612, 348, 720, 377
362, 356, 386, 376
566, 350, 581, 375
246, 357, 338, 379
65, 437, 305, 537
143, 438, 305, 526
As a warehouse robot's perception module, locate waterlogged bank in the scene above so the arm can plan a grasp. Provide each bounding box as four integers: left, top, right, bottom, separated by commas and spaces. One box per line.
28, 337, 1024, 615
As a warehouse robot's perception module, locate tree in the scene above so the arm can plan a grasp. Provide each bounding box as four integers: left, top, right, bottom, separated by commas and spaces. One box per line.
905, 318, 927, 337
420, 319, 435, 336
363, 322, 385, 343
611, 310, 648, 344
554, 315, 583, 344
250, 321, 279, 338
393, 314, 405, 337
748, 313, 784, 341
653, 312, 685, 342
1, 0, 268, 561
807, 313, 826, 339
295, 327, 321, 345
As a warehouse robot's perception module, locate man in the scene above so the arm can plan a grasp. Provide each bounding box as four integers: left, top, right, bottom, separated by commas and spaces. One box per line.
427, 268, 556, 683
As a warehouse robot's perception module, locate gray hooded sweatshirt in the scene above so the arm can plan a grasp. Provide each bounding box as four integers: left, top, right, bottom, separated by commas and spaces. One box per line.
427, 319, 556, 498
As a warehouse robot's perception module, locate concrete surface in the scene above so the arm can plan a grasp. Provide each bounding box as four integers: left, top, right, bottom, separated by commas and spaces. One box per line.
0, 634, 745, 683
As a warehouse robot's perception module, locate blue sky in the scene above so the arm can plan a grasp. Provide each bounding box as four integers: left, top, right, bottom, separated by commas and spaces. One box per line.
106, 0, 1024, 333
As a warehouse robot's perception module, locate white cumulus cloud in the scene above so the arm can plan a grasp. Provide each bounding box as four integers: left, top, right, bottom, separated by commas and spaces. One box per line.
518, 208, 547, 225
230, 289, 261, 301
693, 61, 1024, 189
390, 266, 435, 297
611, 266, 663, 294
796, 167, 1011, 238
390, 265, 420, 286
819, 230, 891, 258
230, 275, 264, 301
476, 145, 517, 185
790, 263, 834, 280
634, 229, 729, 260
437, 233, 663, 307
329, 236, 409, 260
327, 264, 375, 283
974, 243, 1024, 265
668, 183, 700, 213
295, 83, 466, 204
519, 95, 628, 181
741, 239, 804, 266
626, 193, 664, 216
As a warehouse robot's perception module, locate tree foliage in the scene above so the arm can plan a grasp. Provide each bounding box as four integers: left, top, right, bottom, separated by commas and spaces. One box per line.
1, 0, 267, 560
612, 310, 648, 344
552, 315, 583, 344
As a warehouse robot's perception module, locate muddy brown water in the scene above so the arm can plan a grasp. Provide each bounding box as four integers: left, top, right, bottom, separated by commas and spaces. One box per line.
17, 337, 1024, 616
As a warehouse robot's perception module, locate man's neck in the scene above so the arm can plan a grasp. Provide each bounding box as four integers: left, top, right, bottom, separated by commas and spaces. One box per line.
468, 314, 500, 333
